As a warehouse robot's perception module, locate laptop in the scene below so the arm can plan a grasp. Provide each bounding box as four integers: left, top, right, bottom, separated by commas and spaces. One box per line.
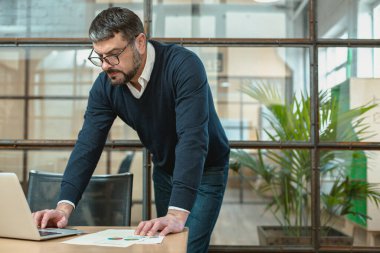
0, 173, 84, 240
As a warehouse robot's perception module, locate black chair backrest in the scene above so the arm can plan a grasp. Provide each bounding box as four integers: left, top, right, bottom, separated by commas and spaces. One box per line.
118, 152, 135, 174
27, 170, 133, 226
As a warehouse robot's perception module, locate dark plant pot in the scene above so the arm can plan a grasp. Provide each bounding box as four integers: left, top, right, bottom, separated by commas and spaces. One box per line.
257, 226, 353, 246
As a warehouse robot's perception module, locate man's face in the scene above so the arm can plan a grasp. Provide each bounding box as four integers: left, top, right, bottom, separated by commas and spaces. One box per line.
92, 33, 142, 86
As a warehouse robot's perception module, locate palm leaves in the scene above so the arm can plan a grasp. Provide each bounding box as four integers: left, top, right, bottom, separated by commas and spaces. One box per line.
231, 81, 379, 233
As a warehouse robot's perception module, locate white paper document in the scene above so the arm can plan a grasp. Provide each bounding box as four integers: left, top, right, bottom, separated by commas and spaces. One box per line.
62, 229, 164, 248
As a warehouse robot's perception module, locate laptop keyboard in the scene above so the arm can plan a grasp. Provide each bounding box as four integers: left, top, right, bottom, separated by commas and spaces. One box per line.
39, 230, 60, 236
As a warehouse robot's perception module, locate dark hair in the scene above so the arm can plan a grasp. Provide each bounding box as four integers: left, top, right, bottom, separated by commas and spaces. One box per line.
89, 7, 144, 42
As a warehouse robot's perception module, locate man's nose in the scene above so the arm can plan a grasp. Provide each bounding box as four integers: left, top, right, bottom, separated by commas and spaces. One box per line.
101, 60, 112, 70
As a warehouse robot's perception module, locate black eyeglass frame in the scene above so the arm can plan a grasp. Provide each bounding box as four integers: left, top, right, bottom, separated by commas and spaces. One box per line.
87, 34, 140, 67
87, 45, 128, 67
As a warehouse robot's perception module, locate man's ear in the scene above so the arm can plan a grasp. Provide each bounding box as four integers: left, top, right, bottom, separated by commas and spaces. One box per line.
135, 33, 147, 54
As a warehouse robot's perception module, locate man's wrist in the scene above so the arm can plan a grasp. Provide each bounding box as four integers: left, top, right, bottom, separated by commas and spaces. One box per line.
167, 209, 189, 224
56, 202, 74, 218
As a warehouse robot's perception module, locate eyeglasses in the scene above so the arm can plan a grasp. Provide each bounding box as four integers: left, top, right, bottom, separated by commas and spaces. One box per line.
87, 45, 128, 67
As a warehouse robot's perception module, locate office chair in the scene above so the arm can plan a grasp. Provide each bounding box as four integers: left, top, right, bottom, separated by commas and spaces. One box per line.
118, 152, 135, 173
27, 170, 133, 226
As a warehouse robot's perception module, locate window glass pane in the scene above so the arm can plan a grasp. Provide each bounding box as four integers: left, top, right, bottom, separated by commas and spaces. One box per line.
0, 0, 143, 38
26, 150, 142, 176
0, 151, 24, 180
27, 150, 110, 175
0, 48, 25, 96
28, 48, 101, 96
217, 148, 311, 246
110, 150, 142, 191
318, 0, 380, 39
0, 47, 102, 97
110, 150, 152, 225
319, 47, 380, 142
320, 150, 380, 247
152, 0, 309, 38
0, 100, 24, 139
27, 150, 72, 174
188, 46, 310, 141
28, 100, 87, 139
110, 117, 139, 141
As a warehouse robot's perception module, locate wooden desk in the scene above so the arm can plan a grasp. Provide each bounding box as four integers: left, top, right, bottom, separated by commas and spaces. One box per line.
0, 227, 188, 253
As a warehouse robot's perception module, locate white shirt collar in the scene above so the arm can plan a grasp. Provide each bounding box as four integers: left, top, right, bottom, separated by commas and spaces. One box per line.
127, 42, 155, 99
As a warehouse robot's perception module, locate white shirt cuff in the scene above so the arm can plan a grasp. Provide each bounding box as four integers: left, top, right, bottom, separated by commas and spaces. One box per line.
168, 206, 190, 213
57, 200, 76, 209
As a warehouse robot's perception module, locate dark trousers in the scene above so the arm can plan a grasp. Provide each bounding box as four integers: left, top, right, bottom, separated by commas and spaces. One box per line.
153, 164, 229, 253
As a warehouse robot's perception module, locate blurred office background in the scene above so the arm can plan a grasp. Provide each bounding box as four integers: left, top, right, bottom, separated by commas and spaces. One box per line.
1, 0, 380, 251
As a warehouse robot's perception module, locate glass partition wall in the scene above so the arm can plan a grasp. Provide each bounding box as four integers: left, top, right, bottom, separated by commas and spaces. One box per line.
1, 0, 380, 252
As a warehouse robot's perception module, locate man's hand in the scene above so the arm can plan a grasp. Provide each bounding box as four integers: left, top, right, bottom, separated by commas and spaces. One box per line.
32, 203, 73, 229
135, 209, 189, 236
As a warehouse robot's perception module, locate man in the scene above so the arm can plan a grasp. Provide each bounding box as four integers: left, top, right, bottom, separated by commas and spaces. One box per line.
33, 7, 230, 253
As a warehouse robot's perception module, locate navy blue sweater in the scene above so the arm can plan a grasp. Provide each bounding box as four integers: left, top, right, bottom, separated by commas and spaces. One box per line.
59, 40, 230, 211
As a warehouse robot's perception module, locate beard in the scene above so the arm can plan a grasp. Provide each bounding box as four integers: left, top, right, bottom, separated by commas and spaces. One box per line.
106, 48, 142, 86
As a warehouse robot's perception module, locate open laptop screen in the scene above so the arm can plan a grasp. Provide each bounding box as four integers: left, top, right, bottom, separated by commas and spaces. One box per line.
0, 173, 83, 240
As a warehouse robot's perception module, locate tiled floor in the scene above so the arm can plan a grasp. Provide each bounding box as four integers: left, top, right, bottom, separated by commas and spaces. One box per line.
210, 188, 274, 246
210, 187, 380, 247
210, 203, 272, 245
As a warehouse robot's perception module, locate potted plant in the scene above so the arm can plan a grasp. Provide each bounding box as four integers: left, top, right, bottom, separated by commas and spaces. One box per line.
230, 81, 380, 246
